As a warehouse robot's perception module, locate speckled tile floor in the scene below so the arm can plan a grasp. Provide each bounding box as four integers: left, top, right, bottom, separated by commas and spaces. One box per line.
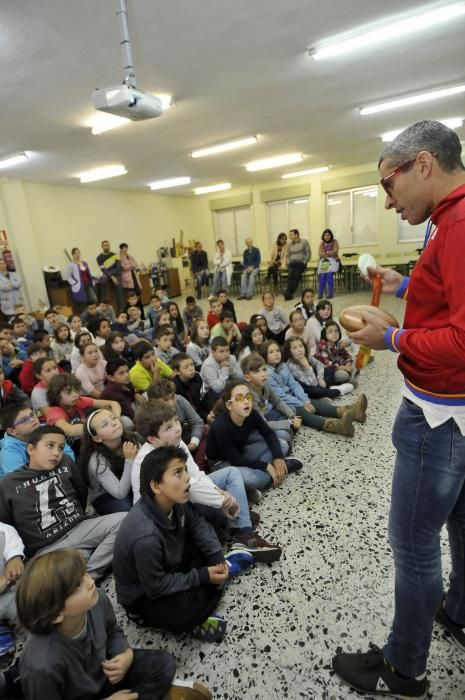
4, 288, 465, 699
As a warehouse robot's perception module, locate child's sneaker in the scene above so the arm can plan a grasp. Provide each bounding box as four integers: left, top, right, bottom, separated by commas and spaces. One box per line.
224, 549, 254, 580
191, 615, 227, 643
231, 532, 282, 563
332, 643, 428, 699
285, 457, 303, 473
0, 625, 15, 657
247, 488, 262, 505
166, 679, 212, 699
332, 382, 354, 395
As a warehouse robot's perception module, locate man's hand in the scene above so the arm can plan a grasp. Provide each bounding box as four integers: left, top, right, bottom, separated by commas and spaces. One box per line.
102, 648, 134, 685
349, 309, 390, 350
366, 265, 404, 296
208, 562, 229, 585
304, 402, 316, 414
4, 556, 24, 583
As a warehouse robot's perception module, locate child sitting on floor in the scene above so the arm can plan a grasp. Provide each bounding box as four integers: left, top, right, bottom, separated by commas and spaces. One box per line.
155, 325, 180, 365
17, 548, 211, 700
75, 342, 107, 398
100, 358, 142, 422
0, 522, 24, 658
294, 287, 315, 321
182, 296, 203, 333
129, 341, 172, 392
46, 374, 121, 455
30, 357, 60, 416
315, 321, 354, 386
207, 297, 222, 330
186, 320, 211, 371
170, 353, 208, 420
259, 291, 288, 345
114, 444, 253, 641
284, 309, 317, 357
18, 343, 47, 395
283, 336, 353, 398
0, 426, 125, 579
79, 410, 139, 514
51, 323, 73, 366
132, 400, 280, 562
237, 323, 266, 362
200, 337, 243, 409
259, 339, 362, 438
206, 380, 302, 493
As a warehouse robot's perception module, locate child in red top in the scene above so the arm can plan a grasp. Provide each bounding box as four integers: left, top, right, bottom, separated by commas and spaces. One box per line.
18, 343, 47, 395
207, 297, 222, 329
45, 374, 121, 456
315, 321, 353, 386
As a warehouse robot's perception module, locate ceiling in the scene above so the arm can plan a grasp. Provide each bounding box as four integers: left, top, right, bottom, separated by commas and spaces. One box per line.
1, 0, 464, 194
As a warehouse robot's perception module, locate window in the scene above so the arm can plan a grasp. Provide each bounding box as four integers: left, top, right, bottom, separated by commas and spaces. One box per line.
267, 197, 309, 248
397, 216, 426, 243
326, 186, 378, 246
213, 206, 252, 256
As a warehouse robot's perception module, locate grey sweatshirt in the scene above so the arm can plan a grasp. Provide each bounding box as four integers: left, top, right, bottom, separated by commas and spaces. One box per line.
200, 354, 243, 393
287, 238, 311, 265
0, 456, 87, 557
113, 497, 224, 606
19, 590, 129, 700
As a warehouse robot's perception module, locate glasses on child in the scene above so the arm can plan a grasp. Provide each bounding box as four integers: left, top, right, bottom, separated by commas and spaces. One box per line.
233, 393, 253, 403
13, 410, 39, 427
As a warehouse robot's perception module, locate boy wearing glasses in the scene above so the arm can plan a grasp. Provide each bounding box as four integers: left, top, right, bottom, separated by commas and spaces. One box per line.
206, 380, 302, 493
0, 405, 75, 477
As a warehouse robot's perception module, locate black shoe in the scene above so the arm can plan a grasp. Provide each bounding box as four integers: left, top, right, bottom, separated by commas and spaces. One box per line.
332, 644, 428, 699
247, 488, 263, 505
285, 457, 303, 473
436, 600, 465, 651
249, 510, 261, 529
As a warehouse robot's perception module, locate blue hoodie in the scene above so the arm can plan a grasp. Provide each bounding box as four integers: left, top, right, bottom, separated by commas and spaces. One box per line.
0, 433, 75, 478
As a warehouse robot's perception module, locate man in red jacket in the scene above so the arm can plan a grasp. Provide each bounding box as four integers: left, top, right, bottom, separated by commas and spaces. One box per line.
333, 120, 465, 699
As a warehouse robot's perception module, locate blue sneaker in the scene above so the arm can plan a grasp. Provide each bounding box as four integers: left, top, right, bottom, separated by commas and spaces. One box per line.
225, 549, 254, 580
0, 624, 15, 657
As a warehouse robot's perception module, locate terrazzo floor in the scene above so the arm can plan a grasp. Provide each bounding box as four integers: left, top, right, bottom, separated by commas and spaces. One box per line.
4, 287, 465, 699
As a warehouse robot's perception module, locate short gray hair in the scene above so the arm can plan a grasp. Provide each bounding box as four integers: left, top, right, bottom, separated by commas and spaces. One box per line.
379, 120, 464, 173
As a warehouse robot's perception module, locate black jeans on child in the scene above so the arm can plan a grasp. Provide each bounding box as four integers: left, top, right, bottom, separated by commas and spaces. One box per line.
126, 537, 223, 633
99, 649, 175, 700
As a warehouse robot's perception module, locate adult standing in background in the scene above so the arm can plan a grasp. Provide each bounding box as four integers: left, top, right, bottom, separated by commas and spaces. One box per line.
238, 238, 261, 300
317, 229, 340, 299
283, 229, 310, 300
264, 232, 287, 290
210, 240, 232, 297
190, 241, 210, 300
65, 247, 97, 311
332, 120, 465, 698
0, 258, 23, 318
119, 242, 141, 301
96, 240, 124, 311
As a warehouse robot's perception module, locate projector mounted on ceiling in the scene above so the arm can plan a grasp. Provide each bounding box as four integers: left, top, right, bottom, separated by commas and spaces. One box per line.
92, 0, 163, 122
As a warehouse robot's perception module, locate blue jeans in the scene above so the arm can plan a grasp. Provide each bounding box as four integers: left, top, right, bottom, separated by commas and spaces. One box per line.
211, 270, 228, 296
383, 398, 465, 677
240, 268, 259, 297
208, 466, 252, 530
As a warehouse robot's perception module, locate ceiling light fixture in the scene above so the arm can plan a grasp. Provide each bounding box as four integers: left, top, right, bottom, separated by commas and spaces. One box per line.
194, 183, 231, 195
149, 177, 191, 190
381, 117, 464, 141
89, 113, 131, 135
0, 152, 29, 168
78, 165, 128, 183
282, 166, 329, 179
292, 199, 309, 205
309, 2, 465, 60
360, 85, 465, 116
191, 136, 258, 158
246, 153, 303, 172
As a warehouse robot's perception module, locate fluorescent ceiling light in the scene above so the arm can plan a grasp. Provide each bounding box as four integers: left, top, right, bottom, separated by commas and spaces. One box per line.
310, 2, 465, 60
191, 136, 258, 158
149, 177, 191, 190
360, 85, 465, 116
292, 199, 309, 204
282, 166, 329, 179
0, 152, 29, 168
246, 153, 303, 172
78, 165, 128, 183
89, 113, 130, 135
194, 183, 231, 195
382, 117, 464, 141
